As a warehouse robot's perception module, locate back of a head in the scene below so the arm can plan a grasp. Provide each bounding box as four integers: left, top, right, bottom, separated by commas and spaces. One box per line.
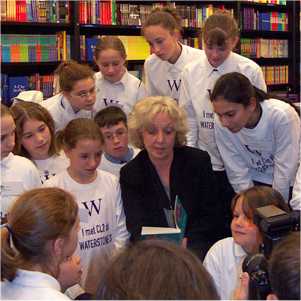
96, 239, 219, 300
269, 232, 300, 300
1, 187, 78, 282
94, 106, 127, 128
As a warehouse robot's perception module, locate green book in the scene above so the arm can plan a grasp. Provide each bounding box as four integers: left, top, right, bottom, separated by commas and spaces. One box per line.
141, 196, 188, 245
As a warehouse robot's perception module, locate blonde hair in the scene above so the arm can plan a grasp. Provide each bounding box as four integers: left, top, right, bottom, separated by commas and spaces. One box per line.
1, 187, 78, 281
128, 96, 187, 149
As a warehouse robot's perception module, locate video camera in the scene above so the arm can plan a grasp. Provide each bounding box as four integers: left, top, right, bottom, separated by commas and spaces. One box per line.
242, 205, 300, 300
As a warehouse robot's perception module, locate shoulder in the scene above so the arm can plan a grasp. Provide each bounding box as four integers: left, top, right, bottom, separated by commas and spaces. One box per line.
205, 237, 235, 261
182, 44, 204, 57
263, 99, 299, 123
41, 94, 61, 109
231, 52, 261, 71
144, 54, 164, 71
120, 150, 147, 176
124, 71, 142, 86
10, 154, 38, 171
43, 171, 65, 187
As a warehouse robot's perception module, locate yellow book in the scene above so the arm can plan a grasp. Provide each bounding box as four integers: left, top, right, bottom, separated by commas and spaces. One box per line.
118, 36, 150, 60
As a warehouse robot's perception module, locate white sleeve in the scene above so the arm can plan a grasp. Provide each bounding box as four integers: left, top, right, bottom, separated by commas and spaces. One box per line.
203, 243, 223, 299
136, 80, 147, 102
144, 60, 158, 96
290, 163, 301, 210
252, 66, 267, 92
114, 183, 130, 251
178, 69, 198, 147
26, 163, 42, 189
215, 117, 253, 192
272, 111, 300, 201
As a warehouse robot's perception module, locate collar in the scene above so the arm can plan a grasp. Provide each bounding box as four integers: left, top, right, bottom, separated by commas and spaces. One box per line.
13, 269, 61, 291
233, 240, 248, 258
60, 94, 79, 114
204, 51, 234, 78
104, 147, 134, 164
1, 152, 14, 168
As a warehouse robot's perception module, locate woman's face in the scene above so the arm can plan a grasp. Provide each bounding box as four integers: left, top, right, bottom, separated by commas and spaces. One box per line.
21, 118, 51, 160
212, 97, 256, 133
142, 112, 176, 163
95, 48, 126, 83
231, 196, 262, 253
64, 77, 96, 112
1, 115, 16, 159
144, 25, 180, 63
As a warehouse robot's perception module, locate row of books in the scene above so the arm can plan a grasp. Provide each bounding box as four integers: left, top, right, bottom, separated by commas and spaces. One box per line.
261, 65, 288, 85
241, 9, 288, 31
78, 0, 233, 28
80, 35, 150, 62
1, 33, 70, 63
240, 38, 288, 58
1, 0, 70, 23
1, 74, 54, 106
243, 0, 286, 4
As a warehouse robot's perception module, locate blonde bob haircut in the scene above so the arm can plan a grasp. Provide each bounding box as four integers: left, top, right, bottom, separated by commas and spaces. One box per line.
128, 96, 187, 149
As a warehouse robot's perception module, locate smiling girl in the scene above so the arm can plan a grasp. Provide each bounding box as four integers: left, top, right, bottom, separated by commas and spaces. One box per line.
211, 72, 300, 202
43, 118, 129, 295
42, 60, 96, 132
143, 7, 204, 102
203, 186, 290, 300
93, 36, 146, 115
11, 101, 69, 183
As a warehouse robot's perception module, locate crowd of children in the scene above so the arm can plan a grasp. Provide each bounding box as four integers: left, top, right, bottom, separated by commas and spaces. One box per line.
1, 7, 300, 300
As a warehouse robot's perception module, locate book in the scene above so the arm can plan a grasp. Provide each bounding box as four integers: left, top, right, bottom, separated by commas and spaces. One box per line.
141, 196, 188, 245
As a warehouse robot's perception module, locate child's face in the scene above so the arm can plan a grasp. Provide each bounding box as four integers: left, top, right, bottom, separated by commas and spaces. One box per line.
100, 121, 129, 159
96, 48, 126, 83
1, 115, 16, 159
144, 25, 180, 63
204, 37, 237, 68
21, 118, 51, 160
231, 196, 262, 253
65, 138, 102, 183
65, 78, 96, 112
212, 97, 256, 133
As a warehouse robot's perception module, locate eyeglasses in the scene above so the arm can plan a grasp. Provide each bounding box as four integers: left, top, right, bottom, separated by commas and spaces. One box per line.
71, 86, 96, 99
103, 129, 127, 141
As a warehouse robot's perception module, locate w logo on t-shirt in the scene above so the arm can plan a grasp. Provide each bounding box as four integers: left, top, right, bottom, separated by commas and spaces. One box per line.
82, 198, 102, 216
167, 79, 181, 92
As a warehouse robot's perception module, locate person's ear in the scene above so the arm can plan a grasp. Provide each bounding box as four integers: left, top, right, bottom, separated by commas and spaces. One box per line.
53, 237, 65, 258
249, 96, 257, 112
267, 293, 278, 300
230, 36, 239, 49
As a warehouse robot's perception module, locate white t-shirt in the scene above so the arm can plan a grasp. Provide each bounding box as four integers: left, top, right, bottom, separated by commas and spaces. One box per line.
215, 98, 300, 201
1, 269, 69, 300
43, 169, 129, 294
42, 93, 94, 132
0, 153, 41, 219
203, 237, 247, 300
179, 51, 267, 171
99, 146, 140, 178
94, 70, 146, 115
144, 44, 204, 102
34, 152, 69, 183
291, 163, 301, 210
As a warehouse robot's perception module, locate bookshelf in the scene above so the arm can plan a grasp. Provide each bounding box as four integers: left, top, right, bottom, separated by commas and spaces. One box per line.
1, 0, 300, 104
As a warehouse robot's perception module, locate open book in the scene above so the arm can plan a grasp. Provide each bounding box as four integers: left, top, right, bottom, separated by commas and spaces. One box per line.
141, 196, 188, 244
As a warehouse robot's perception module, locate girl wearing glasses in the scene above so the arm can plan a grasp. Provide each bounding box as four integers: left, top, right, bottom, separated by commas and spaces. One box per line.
11, 101, 69, 183
93, 36, 146, 115
44, 118, 129, 295
42, 60, 97, 132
